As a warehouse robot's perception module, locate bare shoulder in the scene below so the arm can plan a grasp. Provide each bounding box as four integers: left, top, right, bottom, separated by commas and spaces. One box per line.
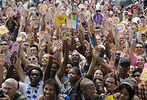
37, 95, 44, 100
57, 94, 65, 100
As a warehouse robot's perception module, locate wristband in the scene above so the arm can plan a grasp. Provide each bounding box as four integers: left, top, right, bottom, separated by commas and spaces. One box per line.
105, 41, 110, 44
49, 52, 54, 59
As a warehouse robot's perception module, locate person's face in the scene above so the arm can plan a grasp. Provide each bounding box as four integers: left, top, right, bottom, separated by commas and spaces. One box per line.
115, 51, 121, 60
105, 78, 116, 92
118, 64, 130, 76
30, 47, 38, 55
141, 33, 146, 41
41, 54, 49, 66
30, 69, 41, 86
95, 79, 104, 94
118, 88, 130, 100
65, 64, 72, 75
3, 82, 17, 99
68, 69, 79, 82
118, 35, 125, 44
135, 44, 144, 54
133, 72, 141, 83
43, 84, 56, 100
85, 50, 92, 60
82, 81, 96, 99
128, 65, 135, 75
28, 55, 38, 64
94, 70, 103, 79
136, 56, 145, 68
0, 41, 9, 51
72, 52, 80, 65
96, 35, 101, 45
140, 18, 145, 25
51, 63, 58, 76
7, 21, 13, 30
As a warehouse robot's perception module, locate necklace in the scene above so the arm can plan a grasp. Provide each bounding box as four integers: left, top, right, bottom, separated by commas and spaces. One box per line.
26, 83, 40, 99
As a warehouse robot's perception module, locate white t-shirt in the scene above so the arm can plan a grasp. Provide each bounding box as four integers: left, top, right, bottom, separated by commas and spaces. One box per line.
19, 76, 43, 100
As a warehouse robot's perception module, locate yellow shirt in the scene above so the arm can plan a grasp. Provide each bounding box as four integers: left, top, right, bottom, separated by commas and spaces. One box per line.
137, 25, 147, 32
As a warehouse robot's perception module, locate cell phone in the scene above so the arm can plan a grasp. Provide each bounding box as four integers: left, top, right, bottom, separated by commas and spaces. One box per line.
0, 89, 5, 97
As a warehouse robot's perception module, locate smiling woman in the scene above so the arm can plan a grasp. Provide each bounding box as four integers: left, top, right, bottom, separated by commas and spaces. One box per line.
37, 79, 64, 100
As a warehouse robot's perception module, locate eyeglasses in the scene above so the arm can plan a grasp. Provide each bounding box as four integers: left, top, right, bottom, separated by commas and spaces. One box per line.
136, 46, 143, 49
133, 75, 140, 78
116, 53, 121, 56
0, 43, 8, 46
28, 58, 36, 61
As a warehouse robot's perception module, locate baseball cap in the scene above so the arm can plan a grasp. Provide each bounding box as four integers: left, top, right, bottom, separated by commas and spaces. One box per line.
119, 57, 130, 66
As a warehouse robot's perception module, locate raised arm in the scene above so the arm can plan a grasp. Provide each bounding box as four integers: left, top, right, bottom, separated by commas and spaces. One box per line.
0, 53, 5, 88
129, 39, 136, 66
56, 37, 71, 79
87, 46, 99, 77
14, 55, 25, 82
19, 43, 30, 66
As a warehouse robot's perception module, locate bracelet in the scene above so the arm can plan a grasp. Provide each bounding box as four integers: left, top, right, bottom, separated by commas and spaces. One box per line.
49, 52, 54, 59
105, 41, 110, 44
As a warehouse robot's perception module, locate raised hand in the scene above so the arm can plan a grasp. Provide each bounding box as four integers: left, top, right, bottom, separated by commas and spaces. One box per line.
0, 53, 5, 66
92, 46, 100, 59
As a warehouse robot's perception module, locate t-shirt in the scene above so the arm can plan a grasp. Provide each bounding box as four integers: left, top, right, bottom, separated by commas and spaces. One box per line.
70, 93, 103, 100
19, 81, 43, 100
13, 91, 27, 100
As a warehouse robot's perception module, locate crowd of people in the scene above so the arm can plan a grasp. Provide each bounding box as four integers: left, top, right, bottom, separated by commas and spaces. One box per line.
0, 0, 147, 100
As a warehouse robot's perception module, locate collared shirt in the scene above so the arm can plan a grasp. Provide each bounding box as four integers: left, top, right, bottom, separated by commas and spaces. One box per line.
13, 91, 27, 100
138, 81, 147, 99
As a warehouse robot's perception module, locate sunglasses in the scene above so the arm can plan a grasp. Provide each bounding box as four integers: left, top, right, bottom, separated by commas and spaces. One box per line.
133, 75, 140, 77
0, 43, 8, 46
28, 58, 36, 61
136, 46, 143, 49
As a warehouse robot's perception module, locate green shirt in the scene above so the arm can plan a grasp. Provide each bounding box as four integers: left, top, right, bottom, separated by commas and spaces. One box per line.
13, 91, 27, 100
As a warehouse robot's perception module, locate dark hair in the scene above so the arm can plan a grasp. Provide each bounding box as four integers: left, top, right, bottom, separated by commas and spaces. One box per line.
6, 19, 16, 28
132, 68, 142, 77
43, 79, 60, 95
28, 67, 43, 79
1, 39, 9, 45
135, 42, 144, 47
52, 59, 60, 70
105, 72, 118, 85
113, 83, 135, 100
70, 67, 81, 77
140, 16, 145, 19
30, 44, 39, 51
93, 77, 104, 84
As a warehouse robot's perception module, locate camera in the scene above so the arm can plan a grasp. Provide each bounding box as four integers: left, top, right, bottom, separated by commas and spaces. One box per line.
0, 89, 5, 97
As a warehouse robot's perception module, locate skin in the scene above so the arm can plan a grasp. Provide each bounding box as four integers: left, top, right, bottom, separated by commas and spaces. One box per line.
94, 69, 104, 79
43, 84, 56, 100
41, 54, 49, 66
28, 55, 38, 64
135, 44, 144, 55
133, 71, 141, 83
95, 79, 105, 95
128, 65, 135, 77
81, 80, 97, 99
115, 88, 130, 100
65, 64, 72, 76
0, 41, 9, 51
136, 56, 145, 69
118, 64, 130, 79
50, 63, 58, 77
3, 82, 17, 100
29, 69, 41, 87
67, 69, 80, 83
71, 52, 80, 67
30, 47, 38, 56
118, 35, 125, 45
105, 78, 117, 93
